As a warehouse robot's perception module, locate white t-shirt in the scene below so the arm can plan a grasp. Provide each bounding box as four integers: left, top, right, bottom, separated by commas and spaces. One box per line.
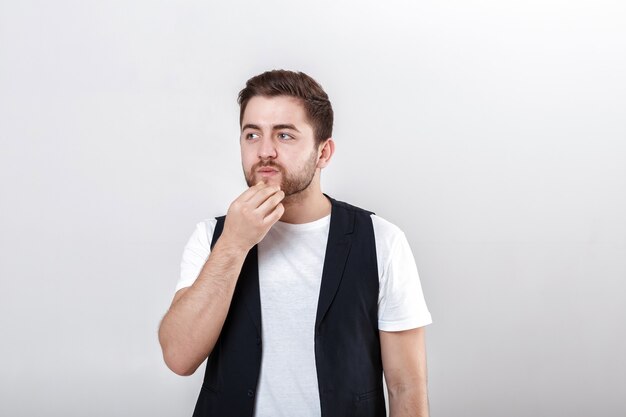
177, 213, 432, 417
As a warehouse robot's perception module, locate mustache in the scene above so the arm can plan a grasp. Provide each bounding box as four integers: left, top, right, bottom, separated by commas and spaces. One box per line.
253, 161, 283, 171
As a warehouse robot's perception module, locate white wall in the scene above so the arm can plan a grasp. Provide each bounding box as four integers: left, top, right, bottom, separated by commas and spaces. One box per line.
1, 0, 625, 416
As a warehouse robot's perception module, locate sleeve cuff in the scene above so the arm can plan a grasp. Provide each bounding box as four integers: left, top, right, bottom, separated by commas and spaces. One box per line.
378, 314, 433, 332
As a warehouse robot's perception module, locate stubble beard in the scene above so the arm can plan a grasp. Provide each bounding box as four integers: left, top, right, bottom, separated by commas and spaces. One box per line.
244, 148, 319, 198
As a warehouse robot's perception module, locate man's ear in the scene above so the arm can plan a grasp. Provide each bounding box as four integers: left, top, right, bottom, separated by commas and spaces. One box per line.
316, 138, 335, 169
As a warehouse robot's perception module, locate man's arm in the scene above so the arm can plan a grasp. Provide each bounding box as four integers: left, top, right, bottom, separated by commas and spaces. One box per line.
158, 183, 284, 376
380, 326, 430, 417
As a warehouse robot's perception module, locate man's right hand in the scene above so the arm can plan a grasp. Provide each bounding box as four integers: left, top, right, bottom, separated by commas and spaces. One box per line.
221, 182, 285, 251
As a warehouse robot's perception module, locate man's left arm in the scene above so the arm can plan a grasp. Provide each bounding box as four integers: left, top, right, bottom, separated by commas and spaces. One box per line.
380, 326, 430, 417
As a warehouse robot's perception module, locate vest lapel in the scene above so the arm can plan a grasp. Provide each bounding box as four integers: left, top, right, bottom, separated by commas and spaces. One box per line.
315, 194, 354, 330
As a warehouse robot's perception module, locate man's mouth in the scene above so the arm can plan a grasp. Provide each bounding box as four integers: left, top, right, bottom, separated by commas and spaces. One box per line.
257, 166, 280, 177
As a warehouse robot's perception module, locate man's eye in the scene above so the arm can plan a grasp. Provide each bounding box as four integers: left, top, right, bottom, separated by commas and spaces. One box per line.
246, 133, 259, 140
278, 133, 293, 140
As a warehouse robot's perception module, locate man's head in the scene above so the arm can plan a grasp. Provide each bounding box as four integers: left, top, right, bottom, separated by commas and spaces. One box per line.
238, 70, 335, 198
238, 70, 334, 147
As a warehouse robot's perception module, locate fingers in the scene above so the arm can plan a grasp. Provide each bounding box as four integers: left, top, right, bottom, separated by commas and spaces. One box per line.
239, 181, 267, 202
263, 202, 285, 226
256, 189, 284, 215
247, 184, 282, 208
223, 182, 284, 251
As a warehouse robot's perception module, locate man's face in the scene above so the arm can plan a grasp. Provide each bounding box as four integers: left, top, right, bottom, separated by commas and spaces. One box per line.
240, 95, 320, 197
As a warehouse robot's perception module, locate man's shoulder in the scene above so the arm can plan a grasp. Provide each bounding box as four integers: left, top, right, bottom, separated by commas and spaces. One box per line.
328, 195, 405, 239
327, 194, 375, 216
198, 217, 219, 228
370, 213, 405, 249
188, 217, 220, 245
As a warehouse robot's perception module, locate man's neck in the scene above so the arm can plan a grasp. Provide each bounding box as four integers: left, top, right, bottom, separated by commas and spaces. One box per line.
279, 184, 331, 224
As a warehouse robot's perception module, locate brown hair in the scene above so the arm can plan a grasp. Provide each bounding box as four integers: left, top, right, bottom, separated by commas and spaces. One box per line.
238, 69, 334, 146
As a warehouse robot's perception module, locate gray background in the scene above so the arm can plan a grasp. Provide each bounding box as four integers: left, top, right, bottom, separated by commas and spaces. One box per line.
1, 0, 625, 416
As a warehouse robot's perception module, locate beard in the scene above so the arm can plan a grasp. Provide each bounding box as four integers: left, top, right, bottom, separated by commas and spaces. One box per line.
244, 148, 318, 197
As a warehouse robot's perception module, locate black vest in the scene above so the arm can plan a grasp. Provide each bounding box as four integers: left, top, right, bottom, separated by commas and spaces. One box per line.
192, 195, 386, 417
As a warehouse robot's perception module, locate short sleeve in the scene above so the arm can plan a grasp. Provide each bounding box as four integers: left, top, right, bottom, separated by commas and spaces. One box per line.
176, 219, 217, 292
372, 215, 433, 331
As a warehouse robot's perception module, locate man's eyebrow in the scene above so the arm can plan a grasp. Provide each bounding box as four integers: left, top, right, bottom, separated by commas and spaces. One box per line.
272, 124, 300, 133
241, 123, 301, 133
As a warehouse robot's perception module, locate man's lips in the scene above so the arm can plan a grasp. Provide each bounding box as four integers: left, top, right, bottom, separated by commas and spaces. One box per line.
256, 167, 280, 178
257, 167, 279, 175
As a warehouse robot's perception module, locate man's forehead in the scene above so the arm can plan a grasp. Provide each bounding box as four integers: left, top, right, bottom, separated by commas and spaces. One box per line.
242, 95, 311, 127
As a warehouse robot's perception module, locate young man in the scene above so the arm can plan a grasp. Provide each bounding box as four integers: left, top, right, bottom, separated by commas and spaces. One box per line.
158, 70, 433, 417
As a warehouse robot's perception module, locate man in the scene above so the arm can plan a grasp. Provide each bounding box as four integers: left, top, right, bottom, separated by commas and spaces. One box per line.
158, 70, 432, 417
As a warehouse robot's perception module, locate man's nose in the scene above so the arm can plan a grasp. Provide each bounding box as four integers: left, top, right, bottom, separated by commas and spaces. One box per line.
258, 136, 277, 159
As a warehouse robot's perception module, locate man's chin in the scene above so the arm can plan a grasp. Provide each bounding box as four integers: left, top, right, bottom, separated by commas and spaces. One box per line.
255, 175, 281, 186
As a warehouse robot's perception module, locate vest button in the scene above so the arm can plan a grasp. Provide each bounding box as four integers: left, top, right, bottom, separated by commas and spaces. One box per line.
247, 389, 254, 397
256, 337, 261, 345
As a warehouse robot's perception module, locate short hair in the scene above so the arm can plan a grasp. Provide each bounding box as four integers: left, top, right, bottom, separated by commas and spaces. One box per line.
238, 69, 334, 146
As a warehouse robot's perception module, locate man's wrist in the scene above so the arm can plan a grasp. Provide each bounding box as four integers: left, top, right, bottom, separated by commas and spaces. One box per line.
215, 234, 251, 255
